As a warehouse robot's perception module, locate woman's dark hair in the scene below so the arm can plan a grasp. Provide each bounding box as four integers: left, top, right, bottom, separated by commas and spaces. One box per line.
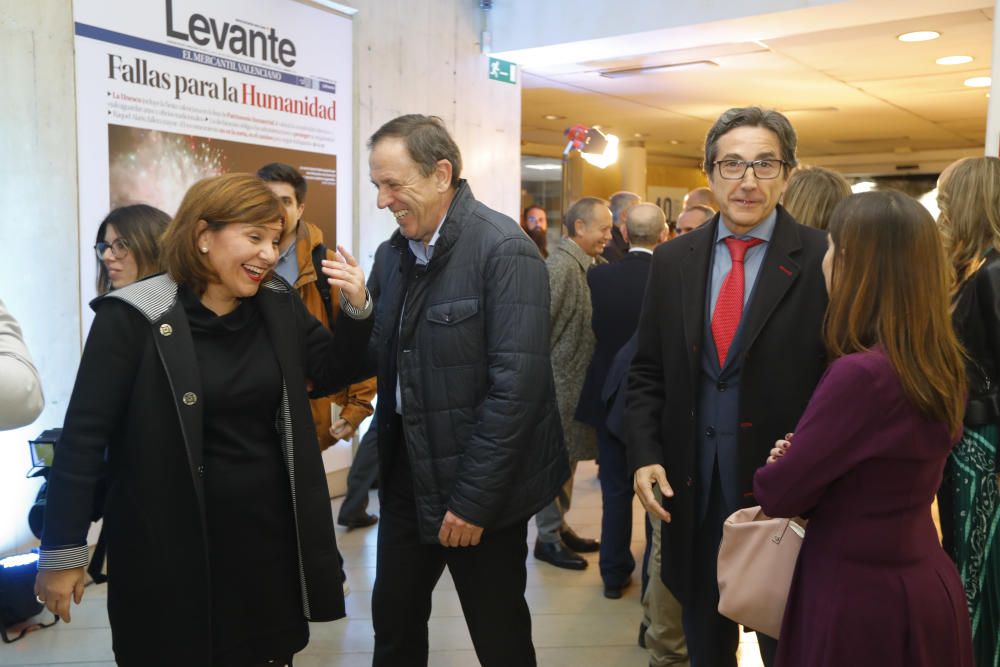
95, 204, 171, 295
824, 190, 966, 436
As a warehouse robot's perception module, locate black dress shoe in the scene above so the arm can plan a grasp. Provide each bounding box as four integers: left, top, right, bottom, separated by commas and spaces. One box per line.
337, 513, 378, 530
533, 540, 587, 570
560, 527, 599, 553
603, 578, 631, 599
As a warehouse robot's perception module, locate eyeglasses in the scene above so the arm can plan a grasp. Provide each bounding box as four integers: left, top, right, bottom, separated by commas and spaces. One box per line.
94, 238, 130, 260
713, 159, 787, 180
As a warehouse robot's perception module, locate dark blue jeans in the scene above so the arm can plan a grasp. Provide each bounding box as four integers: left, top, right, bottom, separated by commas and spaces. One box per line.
597, 426, 636, 588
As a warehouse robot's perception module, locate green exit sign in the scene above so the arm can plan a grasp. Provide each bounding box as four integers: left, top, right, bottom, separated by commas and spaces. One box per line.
489, 57, 517, 85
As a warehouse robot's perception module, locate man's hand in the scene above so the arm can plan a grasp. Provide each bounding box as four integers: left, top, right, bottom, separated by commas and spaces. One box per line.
329, 419, 356, 442
438, 510, 484, 547
767, 432, 794, 465
321, 245, 367, 309
35, 567, 86, 622
634, 464, 673, 522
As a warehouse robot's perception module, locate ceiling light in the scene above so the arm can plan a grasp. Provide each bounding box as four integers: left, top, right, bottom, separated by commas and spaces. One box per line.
965, 76, 991, 88
668, 139, 680, 145
936, 55, 973, 66
543, 114, 565, 120
851, 181, 877, 194
598, 60, 718, 79
897, 31, 940, 42
525, 164, 562, 171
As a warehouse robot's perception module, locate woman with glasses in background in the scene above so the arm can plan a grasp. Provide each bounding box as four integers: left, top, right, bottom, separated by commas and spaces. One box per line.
94, 204, 170, 294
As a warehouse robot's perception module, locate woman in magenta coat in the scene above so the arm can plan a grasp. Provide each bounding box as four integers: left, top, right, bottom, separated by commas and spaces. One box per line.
754, 190, 973, 667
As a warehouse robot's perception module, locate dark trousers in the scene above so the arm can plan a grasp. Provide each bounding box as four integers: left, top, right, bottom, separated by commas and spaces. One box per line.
336, 422, 379, 523
682, 467, 776, 667
597, 426, 636, 587
371, 435, 536, 667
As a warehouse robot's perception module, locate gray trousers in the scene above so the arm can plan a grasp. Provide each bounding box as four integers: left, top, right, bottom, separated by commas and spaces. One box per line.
643, 489, 689, 666
534, 461, 577, 543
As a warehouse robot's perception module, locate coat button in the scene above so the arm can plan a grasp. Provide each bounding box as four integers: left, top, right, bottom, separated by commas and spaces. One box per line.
182, 392, 198, 406
197, 465, 204, 477
444, 314, 451, 323
159, 323, 173, 336
705, 426, 715, 438
717, 381, 727, 392
686, 476, 694, 487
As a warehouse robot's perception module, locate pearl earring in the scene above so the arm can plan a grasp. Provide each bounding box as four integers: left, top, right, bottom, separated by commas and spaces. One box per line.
200, 247, 208, 254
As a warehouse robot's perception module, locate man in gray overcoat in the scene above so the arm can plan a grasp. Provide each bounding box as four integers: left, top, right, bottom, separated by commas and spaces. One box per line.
534, 196, 613, 570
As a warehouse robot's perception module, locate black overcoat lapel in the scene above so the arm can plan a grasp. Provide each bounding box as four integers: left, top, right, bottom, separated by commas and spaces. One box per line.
739, 208, 804, 355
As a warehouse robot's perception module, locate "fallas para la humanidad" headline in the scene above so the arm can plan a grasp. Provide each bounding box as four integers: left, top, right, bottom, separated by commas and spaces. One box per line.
108, 54, 336, 120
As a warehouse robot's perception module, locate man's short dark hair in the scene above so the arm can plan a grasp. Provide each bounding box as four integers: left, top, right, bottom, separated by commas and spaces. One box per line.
564, 197, 609, 237
257, 162, 307, 205
368, 114, 463, 187
703, 107, 798, 178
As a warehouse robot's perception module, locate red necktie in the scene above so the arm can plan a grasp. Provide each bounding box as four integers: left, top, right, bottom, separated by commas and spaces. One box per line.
711, 237, 764, 367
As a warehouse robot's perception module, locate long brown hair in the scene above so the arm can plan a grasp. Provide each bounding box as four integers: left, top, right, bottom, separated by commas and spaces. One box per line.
95, 205, 170, 295
938, 156, 1000, 291
825, 190, 966, 436
160, 174, 283, 294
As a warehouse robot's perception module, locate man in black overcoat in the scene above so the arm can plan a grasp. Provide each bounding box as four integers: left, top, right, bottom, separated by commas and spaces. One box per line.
626, 107, 830, 667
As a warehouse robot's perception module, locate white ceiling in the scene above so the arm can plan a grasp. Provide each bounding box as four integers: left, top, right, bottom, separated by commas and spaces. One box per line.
519, 5, 993, 176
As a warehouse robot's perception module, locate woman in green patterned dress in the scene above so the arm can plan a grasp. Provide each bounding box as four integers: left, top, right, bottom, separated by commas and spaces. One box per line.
939, 155, 1000, 667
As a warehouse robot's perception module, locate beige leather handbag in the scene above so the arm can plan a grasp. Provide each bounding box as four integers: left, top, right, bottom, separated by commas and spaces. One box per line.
716, 506, 806, 639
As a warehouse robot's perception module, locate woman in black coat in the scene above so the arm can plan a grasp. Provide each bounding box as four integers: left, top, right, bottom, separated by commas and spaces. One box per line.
35, 173, 373, 666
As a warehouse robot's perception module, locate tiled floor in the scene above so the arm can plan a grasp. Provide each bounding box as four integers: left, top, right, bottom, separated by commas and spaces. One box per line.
2, 462, 763, 666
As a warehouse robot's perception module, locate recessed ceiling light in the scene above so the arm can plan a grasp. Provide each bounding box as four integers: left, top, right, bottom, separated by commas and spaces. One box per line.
542, 114, 565, 121
633, 133, 648, 138
668, 139, 680, 145
965, 76, 992, 88
936, 55, 973, 65
897, 31, 940, 42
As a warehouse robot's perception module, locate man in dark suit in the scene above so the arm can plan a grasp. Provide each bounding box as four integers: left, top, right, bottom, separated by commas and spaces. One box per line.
577, 202, 667, 598
602, 191, 640, 262
626, 107, 829, 667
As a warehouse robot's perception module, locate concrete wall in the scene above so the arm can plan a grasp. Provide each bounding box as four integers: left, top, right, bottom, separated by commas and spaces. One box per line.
344, 0, 522, 273
0, 0, 81, 556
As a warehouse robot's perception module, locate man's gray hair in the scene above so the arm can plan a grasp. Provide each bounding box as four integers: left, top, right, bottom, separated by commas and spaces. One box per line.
609, 191, 641, 225
564, 197, 609, 237
368, 114, 463, 187
703, 107, 797, 177
625, 203, 666, 246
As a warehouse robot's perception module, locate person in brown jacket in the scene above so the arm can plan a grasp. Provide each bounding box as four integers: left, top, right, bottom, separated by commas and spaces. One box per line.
258, 163, 379, 527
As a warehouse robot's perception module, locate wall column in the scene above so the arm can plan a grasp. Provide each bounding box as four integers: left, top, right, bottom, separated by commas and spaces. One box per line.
621, 140, 647, 197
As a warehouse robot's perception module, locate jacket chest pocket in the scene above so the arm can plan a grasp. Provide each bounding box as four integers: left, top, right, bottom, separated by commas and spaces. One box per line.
425, 298, 481, 367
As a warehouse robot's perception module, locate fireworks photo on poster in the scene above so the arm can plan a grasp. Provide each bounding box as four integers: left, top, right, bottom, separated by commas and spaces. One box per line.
107, 124, 339, 243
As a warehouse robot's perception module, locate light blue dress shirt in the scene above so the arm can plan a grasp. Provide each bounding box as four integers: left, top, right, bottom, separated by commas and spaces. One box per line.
708, 209, 777, 317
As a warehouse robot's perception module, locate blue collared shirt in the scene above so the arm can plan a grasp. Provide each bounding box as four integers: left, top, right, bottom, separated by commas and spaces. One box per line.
273, 235, 299, 286
708, 209, 777, 316
396, 215, 446, 414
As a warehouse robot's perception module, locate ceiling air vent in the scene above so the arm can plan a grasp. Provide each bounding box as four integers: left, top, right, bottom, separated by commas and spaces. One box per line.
598, 60, 719, 78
